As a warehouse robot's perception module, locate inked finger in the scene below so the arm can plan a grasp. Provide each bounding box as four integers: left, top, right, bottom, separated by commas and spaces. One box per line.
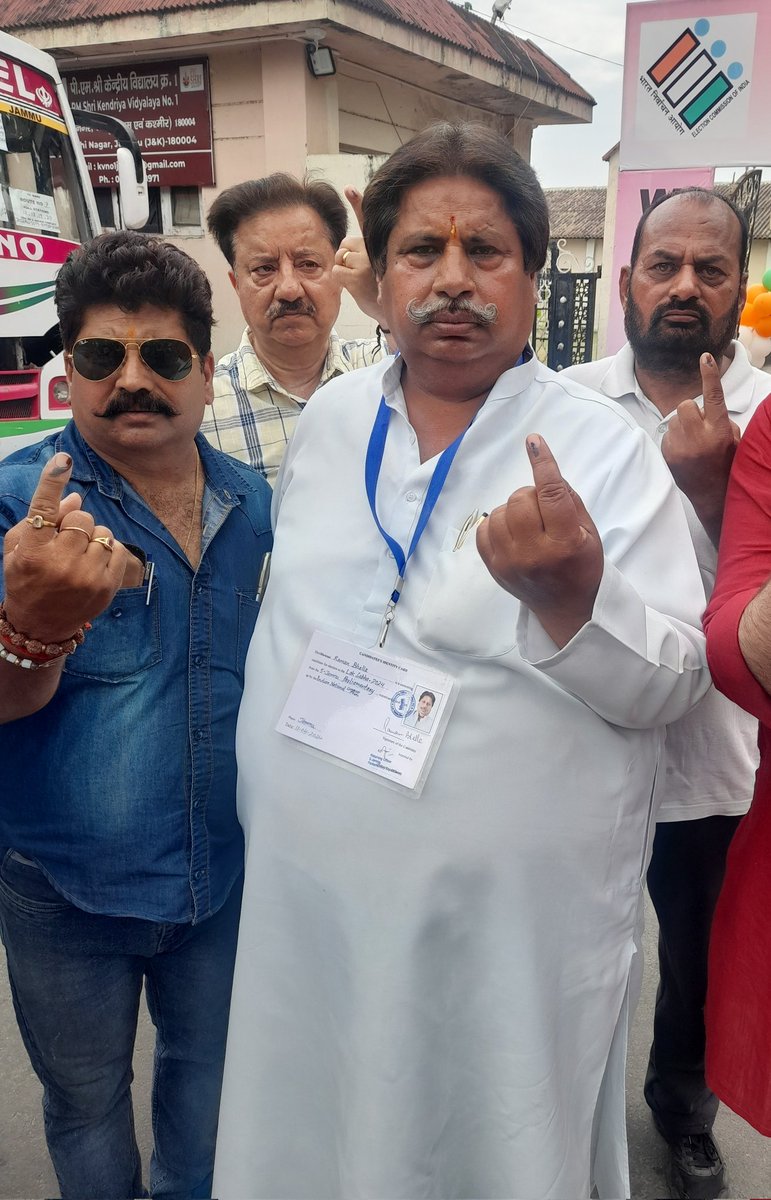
21, 453, 74, 545
526, 434, 579, 538
700, 352, 731, 425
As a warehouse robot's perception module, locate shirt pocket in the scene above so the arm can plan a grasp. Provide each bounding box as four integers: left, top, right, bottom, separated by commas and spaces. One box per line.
236, 588, 260, 675
415, 526, 521, 659
64, 586, 162, 682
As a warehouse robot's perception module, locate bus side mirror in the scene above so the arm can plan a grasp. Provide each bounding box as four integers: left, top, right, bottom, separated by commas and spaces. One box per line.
116, 146, 149, 230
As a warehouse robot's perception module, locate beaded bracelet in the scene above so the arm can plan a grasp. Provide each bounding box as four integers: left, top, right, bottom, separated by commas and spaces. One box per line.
0, 601, 90, 663
0, 645, 63, 671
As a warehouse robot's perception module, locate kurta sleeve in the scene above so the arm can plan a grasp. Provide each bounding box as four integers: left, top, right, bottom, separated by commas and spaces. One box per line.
704, 396, 771, 727
516, 418, 710, 731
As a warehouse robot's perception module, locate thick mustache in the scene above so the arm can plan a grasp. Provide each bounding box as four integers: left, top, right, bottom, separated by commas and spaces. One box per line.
98, 390, 178, 419
267, 300, 316, 320
406, 297, 499, 326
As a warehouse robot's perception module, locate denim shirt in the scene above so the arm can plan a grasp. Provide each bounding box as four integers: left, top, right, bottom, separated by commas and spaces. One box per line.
0, 423, 272, 924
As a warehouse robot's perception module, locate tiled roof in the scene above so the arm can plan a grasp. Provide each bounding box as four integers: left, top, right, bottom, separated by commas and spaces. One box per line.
718, 181, 771, 239
545, 187, 606, 239
346, 0, 594, 103
4, 0, 594, 105
544, 183, 771, 241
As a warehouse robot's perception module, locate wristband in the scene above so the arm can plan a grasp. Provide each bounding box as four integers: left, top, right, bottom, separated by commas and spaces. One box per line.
0, 602, 90, 662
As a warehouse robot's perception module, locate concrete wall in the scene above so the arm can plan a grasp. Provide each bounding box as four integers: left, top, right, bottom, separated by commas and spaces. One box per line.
162, 44, 538, 359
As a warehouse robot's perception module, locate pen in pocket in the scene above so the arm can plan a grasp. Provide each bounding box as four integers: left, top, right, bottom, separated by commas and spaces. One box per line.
256, 552, 272, 602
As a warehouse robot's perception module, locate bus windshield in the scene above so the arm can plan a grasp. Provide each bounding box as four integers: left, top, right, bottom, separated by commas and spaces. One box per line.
0, 109, 91, 244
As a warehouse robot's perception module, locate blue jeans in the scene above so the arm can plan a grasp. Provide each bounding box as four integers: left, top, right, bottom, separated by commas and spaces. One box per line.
0, 849, 242, 1200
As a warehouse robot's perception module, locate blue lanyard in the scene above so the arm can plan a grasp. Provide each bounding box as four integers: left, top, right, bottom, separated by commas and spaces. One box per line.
365, 395, 470, 645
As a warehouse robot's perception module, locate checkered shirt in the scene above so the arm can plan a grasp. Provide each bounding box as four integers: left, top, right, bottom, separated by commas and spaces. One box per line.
201, 327, 385, 484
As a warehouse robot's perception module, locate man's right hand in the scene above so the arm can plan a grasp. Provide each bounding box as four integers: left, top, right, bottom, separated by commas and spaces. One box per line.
3, 452, 130, 643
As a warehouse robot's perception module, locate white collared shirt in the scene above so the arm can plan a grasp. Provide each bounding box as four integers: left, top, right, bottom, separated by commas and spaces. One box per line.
201, 326, 386, 483
563, 339, 770, 821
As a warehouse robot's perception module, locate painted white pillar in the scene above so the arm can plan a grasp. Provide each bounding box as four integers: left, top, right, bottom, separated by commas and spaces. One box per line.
262, 41, 309, 177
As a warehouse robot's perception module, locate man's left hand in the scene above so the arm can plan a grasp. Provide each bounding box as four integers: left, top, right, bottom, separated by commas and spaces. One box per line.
476, 434, 604, 647
332, 187, 384, 324
661, 352, 740, 546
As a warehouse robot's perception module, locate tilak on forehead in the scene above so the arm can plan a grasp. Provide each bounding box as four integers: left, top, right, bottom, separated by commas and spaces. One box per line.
450, 215, 457, 239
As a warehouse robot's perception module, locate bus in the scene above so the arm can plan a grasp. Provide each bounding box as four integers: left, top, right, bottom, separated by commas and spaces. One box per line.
0, 30, 147, 456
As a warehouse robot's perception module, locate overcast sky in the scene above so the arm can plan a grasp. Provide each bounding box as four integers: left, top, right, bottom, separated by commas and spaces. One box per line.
499, 0, 628, 189
462, 0, 762, 190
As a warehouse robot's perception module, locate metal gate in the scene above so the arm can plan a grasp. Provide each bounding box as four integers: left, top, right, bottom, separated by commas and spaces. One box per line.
731, 168, 762, 272
532, 240, 600, 371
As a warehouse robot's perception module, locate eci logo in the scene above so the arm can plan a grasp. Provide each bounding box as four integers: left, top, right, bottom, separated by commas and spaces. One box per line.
646, 17, 746, 133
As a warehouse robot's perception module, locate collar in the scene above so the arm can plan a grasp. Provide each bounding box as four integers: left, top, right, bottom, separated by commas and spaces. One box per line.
231, 326, 344, 398
381, 344, 538, 415
604, 339, 759, 418
54, 421, 264, 503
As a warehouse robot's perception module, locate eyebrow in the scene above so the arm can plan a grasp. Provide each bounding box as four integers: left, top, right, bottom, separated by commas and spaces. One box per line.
645, 249, 731, 266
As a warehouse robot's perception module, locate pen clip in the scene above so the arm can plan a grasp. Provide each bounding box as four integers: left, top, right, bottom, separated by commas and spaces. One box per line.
144, 560, 155, 606
453, 509, 487, 551
256, 551, 272, 603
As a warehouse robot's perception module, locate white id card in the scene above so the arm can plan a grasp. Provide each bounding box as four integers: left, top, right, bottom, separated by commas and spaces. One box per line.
276, 631, 457, 795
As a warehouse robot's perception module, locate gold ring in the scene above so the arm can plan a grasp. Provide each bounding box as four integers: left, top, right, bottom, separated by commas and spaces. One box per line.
26, 514, 57, 529
91, 536, 114, 552
59, 525, 91, 543
341, 250, 351, 266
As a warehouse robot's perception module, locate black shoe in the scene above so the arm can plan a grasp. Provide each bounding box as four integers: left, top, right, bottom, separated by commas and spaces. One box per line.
661, 1130, 728, 1199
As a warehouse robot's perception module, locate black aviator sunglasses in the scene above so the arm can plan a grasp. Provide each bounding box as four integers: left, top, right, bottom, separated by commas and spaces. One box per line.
69, 337, 200, 382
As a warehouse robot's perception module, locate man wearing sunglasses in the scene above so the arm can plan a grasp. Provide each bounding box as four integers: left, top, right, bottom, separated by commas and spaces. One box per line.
0, 230, 272, 1199
202, 174, 390, 483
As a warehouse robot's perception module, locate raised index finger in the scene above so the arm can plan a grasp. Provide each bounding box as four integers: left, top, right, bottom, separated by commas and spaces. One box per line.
344, 186, 365, 233
19, 453, 73, 545
700, 352, 731, 426
525, 433, 579, 538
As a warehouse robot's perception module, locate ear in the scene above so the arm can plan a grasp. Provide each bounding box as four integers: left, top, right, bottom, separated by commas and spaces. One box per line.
528, 271, 538, 303
619, 266, 631, 312
738, 272, 748, 313
202, 351, 215, 407
64, 350, 74, 385
228, 269, 238, 294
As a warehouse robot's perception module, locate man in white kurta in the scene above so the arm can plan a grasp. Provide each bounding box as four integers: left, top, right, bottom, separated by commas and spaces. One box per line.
214, 125, 710, 1200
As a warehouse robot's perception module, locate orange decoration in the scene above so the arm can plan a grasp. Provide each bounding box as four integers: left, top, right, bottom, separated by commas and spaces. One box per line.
755, 315, 771, 339
747, 283, 766, 303
740, 302, 755, 327
753, 293, 771, 320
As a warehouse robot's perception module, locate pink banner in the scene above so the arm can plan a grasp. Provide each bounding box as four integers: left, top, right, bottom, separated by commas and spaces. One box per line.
605, 167, 715, 355
621, 0, 771, 170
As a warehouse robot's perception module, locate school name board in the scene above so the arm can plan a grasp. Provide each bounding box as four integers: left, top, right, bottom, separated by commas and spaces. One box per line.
63, 60, 214, 188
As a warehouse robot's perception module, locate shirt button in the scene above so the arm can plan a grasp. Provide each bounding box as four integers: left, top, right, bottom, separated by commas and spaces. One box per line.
194, 583, 204, 594
111, 608, 122, 618
405, 491, 420, 502
193, 728, 205, 741
193, 655, 204, 668
657, 422, 668, 435
193, 800, 201, 810
194, 868, 207, 880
